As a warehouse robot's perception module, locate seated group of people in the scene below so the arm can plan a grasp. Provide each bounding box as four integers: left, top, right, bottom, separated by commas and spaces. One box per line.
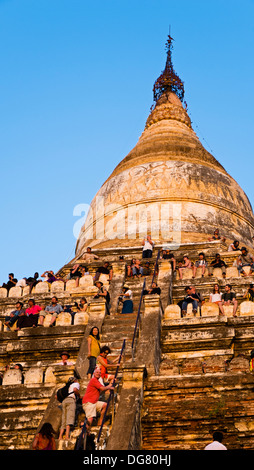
163, 246, 254, 280
4, 291, 95, 330
1, 272, 41, 293
178, 282, 254, 318
126, 259, 153, 278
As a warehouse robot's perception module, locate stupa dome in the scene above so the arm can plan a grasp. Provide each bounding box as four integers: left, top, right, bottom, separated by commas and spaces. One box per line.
76, 36, 254, 255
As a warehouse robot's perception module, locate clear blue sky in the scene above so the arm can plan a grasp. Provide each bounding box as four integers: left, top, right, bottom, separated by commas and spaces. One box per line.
0, 0, 253, 284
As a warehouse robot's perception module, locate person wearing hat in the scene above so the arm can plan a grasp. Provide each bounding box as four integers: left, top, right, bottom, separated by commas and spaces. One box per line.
58, 352, 74, 366
118, 285, 133, 314
93, 281, 110, 315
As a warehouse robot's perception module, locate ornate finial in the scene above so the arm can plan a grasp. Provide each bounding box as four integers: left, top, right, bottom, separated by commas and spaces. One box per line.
153, 34, 185, 105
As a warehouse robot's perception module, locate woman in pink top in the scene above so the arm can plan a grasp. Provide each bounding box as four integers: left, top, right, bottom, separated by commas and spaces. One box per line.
16, 299, 42, 329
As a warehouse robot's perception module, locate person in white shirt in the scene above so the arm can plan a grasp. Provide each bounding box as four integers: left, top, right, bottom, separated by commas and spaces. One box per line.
58, 351, 74, 366
192, 252, 207, 278
204, 431, 227, 450
209, 284, 224, 315
59, 377, 80, 440
142, 235, 154, 259
119, 285, 133, 314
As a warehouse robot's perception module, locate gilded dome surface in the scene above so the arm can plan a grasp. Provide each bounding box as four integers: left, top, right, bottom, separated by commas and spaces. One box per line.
76, 40, 254, 255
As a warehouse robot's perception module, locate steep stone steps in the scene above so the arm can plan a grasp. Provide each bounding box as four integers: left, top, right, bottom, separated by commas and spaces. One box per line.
100, 313, 138, 365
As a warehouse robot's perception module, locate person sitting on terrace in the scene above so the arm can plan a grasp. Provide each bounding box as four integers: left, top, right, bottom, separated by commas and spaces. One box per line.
237, 247, 254, 276
2, 273, 17, 292
161, 249, 176, 271
41, 270, 57, 283
118, 285, 133, 314
142, 262, 151, 276
16, 298, 42, 329
192, 252, 208, 278
79, 247, 99, 263
26, 272, 41, 293
70, 264, 88, 286
58, 351, 74, 366
228, 240, 240, 252
181, 286, 199, 317
243, 283, 254, 302
221, 284, 238, 317
127, 258, 136, 277
208, 253, 227, 277
177, 255, 192, 280
131, 259, 144, 278
94, 262, 113, 283
143, 281, 161, 296
77, 297, 88, 312
16, 277, 27, 288
4, 301, 26, 329
94, 281, 110, 315
38, 296, 63, 327
208, 229, 226, 242
142, 235, 154, 259
209, 283, 224, 315
190, 285, 205, 312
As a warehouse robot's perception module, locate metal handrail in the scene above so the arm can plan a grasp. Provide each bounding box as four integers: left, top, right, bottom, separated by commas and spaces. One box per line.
97, 338, 126, 443
131, 249, 161, 360
131, 277, 146, 361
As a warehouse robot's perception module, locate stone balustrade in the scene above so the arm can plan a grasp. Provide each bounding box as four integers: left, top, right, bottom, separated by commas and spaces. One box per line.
1, 364, 75, 386
164, 300, 254, 320
0, 274, 101, 298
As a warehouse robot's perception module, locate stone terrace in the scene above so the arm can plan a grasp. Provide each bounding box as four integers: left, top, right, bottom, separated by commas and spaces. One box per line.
1, 242, 254, 449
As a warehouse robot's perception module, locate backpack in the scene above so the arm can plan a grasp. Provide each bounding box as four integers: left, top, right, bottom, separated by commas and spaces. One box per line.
56, 377, 75, 403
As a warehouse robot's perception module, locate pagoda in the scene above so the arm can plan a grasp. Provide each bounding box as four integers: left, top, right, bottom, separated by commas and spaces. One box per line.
76, 34, 254, 255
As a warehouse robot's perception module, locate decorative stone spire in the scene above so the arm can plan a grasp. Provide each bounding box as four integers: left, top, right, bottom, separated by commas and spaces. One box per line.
153, 34, 185, 104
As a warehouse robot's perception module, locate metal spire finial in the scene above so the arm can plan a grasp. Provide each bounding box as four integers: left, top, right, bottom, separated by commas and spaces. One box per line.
152, 33, 185, 104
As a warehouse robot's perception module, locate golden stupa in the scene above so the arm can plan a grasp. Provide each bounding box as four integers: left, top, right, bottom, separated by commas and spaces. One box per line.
76, 35, 254, 255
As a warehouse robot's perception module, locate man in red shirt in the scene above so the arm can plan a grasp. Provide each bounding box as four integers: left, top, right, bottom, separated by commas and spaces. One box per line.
82, 368, 114, 428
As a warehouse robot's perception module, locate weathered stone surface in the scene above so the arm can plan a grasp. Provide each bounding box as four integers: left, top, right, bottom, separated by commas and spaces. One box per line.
212, 267, 223, 278
34, 282, 49, 293
55, 312, 72, 326
226, 266, 239, 278
239, 300, 254, 316
8, 287, 22, 298
0, 288, 7, 298
51, 281, 65, 293
24, 367, 43, 385
142, 373, 254, 450
44, 366, 56, 384
2, 369, 23, 385
79, 275, 93, 287
202, 301, 219, 317
164, 304, 181, 319
65, 279, 77, 292
73, 311, 89, 325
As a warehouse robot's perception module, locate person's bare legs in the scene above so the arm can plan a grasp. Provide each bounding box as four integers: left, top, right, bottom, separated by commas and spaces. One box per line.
97, 403, 107, 426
